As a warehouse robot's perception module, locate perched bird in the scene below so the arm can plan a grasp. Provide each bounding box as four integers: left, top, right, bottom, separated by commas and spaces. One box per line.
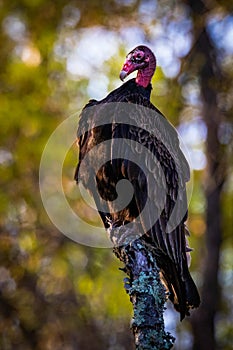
75, 45, 200, 320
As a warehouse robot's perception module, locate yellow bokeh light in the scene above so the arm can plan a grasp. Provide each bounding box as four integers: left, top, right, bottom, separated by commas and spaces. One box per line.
21, 45, 41, 67
189, 217, 206, 237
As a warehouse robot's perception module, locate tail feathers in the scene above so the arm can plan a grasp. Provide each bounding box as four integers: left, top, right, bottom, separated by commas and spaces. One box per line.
160, 265, 187, 320
184, 274, 201, 309
159, 257, 200, 321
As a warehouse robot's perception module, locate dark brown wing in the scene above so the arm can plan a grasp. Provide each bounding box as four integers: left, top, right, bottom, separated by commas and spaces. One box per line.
106, 97, 200, 318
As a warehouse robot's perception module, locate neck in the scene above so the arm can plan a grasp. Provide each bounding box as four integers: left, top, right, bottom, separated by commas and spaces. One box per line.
135, 56, 156, 88
136, 69, 152, 88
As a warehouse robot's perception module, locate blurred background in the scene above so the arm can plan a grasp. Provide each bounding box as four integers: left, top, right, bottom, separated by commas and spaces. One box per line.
0, 0, 232, 349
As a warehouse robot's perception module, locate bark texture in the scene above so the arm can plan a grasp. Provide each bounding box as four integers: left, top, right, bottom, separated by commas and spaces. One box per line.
109, 225, 175, 350
185, 1, 227, 348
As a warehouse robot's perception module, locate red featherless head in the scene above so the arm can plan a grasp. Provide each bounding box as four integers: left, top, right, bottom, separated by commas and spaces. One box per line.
120, 45, 156, 88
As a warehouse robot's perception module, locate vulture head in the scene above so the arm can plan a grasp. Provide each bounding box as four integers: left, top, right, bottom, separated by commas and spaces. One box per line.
120, 45, 156, 87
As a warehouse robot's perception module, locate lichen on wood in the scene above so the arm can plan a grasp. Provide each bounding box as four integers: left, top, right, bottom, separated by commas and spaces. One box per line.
108, 225, 175, 349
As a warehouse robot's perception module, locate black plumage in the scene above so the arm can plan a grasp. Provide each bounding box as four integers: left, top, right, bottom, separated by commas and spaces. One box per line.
75, 46, 200, 320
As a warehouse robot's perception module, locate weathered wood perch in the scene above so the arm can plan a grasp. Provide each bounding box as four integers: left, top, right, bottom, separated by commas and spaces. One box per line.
108, 225, 175, 350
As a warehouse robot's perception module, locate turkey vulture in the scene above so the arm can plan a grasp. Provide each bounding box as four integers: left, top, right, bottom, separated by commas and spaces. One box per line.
75, 45, 200, 320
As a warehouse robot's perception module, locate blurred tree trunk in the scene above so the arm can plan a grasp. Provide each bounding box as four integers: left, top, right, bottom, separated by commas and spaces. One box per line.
185, 1, 227, 349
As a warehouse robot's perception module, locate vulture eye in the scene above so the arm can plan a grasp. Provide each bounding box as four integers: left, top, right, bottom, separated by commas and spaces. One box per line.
132, 52, 144, 63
